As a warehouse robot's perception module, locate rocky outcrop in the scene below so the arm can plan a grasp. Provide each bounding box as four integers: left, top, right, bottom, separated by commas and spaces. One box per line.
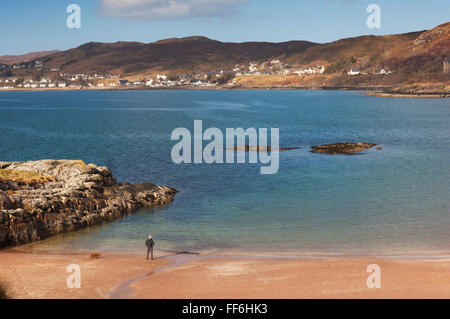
311, 143, 376, 154
0, 160, 177, 248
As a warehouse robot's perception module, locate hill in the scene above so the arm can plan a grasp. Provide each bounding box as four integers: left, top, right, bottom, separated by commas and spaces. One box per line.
25, 23, 447, 77
286, 22, 449, 74
37, 37, 317, 75
0, 50, 60, 65
1, 22, 448, 95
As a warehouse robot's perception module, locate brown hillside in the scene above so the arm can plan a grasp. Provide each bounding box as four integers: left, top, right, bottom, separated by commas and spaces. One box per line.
0, 50, 60, 65
286, 31, 424, 72
39, 37, 317, 75
287, 22, 450, 74
2, 22, 448, 93
381, 22, 450, 73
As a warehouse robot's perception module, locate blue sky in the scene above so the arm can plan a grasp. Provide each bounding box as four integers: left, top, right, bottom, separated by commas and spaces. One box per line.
1, 0, 449, 55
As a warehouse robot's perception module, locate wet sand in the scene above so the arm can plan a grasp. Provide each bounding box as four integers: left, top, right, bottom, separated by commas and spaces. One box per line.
1, 248, 450, 299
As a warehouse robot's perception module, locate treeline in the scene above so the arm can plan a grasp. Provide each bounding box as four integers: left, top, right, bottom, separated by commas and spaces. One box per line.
324, 57, 357, 74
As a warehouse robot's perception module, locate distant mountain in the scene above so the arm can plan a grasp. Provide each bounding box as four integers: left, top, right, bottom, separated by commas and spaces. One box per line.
2, 22, 449, 80
380, 22, 450, 73
0, 50, 60, 65
287, 22, 449, 74
286, 31, 424, 71
37, 36, 317, 75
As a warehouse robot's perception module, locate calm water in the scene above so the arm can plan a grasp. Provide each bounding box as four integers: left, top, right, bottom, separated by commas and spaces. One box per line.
1, 90, 449, 256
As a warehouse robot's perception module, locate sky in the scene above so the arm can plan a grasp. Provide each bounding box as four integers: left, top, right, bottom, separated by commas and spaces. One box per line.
1, 0, 449, 55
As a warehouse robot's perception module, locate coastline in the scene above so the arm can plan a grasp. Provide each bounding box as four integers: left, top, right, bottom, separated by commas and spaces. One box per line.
0, 160, 177, 248
2, 247, 450, 298
0, 85, 448, 98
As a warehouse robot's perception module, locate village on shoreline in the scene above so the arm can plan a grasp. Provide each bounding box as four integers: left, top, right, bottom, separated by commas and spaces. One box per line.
1, 58, 448, 98
0, 57, 397, 91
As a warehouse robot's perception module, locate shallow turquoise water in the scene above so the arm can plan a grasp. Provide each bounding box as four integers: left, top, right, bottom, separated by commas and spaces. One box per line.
1, 90, 449, 255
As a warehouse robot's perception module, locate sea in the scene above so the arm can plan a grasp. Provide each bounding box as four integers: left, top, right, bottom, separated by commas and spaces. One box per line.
1, 89, 449, 256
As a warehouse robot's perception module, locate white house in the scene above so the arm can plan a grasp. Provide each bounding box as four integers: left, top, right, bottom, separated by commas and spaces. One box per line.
249, 65, 258, 73
348, 69, 361, 75
157, 74, 167, 81
377, 69, 392, 75
58, 83, 67, 88
319, 66, 326, 74
145, 79, 154, 86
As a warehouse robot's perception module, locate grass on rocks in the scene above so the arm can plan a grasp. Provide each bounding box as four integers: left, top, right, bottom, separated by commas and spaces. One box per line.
0, 169, 54, 184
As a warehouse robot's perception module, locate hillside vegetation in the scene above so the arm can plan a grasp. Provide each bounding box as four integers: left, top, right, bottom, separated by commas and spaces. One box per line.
1, 22, 449, 94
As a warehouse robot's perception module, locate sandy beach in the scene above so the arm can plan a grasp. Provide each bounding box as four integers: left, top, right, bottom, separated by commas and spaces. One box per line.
1, 247, 450, 299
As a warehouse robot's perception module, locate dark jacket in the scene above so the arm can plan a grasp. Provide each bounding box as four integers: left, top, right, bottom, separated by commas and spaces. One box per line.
145, 238, 155, 247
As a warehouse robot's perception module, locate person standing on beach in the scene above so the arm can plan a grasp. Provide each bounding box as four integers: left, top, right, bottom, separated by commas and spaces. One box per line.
145, 235, 155, 260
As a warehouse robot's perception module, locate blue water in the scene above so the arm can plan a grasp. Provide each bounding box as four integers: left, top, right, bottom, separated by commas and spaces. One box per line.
1, 90, 449, 255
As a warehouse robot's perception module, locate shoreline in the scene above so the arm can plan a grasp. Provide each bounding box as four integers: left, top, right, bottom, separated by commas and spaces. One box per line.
2, 247, 450, 298
0, 85, 448, 98
12, 239, 450, 260
0, 160, 177, 248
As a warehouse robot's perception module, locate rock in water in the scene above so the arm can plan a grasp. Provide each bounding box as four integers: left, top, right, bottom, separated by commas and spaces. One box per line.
0, 160, 178, 248
310, 143, 376, 154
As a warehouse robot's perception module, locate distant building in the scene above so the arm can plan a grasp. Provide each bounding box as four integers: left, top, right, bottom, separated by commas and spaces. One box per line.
377, 69, 392, 75
249, 65, 258, 73
319, 66, 326, 74
119, 80, 129, 86
157, 74, 167, 81
348, 69, 361, 75
444, 59, 450, 74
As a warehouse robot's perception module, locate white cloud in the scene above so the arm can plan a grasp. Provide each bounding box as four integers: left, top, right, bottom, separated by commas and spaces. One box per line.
100, 0, 250, 20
